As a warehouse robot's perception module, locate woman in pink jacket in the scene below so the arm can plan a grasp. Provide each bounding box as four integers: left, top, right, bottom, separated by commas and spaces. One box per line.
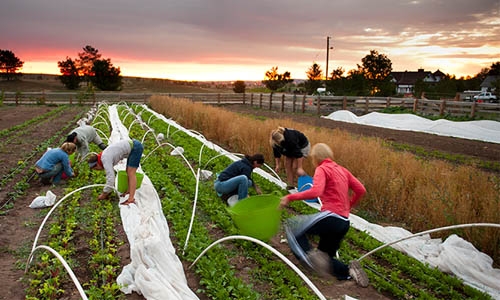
280, 143, 369, 287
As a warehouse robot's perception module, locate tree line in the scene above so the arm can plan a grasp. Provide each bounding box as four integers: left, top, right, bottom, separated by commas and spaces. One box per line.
1, 47, 498, 97
253, 50, 500, 99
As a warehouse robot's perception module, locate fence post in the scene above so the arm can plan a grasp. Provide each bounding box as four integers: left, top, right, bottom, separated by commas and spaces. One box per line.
292, 94, 296, 113
302, 95, 306, 113
243, 93, 246, 105
281, 94, 285, 112
259, 94, 263, 108
317, 95, 321, 115
364, 97, 369, 114
439, 100, 446, 116
269, 93, 273, 110
70, 95, 73, 105
413, 98, 419, 113
386, 97, 391, 108
217, 93, 221, 105
470, 101, 477, 119
250, 93, 254, 106
343, 96, 347, 110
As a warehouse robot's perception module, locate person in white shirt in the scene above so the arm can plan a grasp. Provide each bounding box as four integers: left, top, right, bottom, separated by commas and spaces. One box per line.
88, 139, 143, 205
66, 125, 107, 159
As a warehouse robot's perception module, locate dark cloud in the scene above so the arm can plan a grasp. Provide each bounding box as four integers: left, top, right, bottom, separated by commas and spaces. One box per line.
1, 0, 498, 79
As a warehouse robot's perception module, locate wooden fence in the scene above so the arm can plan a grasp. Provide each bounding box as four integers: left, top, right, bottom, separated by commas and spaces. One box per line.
2, 91, 499, 120
165, 93, 500, 120
1, 91, 151, 105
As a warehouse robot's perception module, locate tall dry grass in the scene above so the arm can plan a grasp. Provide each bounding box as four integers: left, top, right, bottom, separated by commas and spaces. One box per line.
149, 95, 500, 261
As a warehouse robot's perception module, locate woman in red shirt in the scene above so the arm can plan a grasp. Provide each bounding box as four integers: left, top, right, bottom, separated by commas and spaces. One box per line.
280, 143, 369, 287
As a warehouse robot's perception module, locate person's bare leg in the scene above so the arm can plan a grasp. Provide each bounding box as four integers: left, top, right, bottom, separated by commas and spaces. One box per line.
296, 157, 306, 176
285, 156, 295, 187
122, 167, 137, 205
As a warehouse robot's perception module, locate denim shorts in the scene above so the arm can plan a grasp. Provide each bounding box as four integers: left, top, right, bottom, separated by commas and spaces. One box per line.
127, 139, 143, 168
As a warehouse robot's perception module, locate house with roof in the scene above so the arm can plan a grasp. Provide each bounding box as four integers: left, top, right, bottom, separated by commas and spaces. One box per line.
390, 69, 445, 95
480, 75, 499, 92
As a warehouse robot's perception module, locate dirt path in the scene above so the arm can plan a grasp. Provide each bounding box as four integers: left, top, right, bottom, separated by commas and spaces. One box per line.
0, 105, 87, 299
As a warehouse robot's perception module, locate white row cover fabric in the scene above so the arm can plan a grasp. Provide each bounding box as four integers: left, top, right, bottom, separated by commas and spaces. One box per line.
322, 110, 500, 144
350, 215, 500, 299
104, 105, 198, 299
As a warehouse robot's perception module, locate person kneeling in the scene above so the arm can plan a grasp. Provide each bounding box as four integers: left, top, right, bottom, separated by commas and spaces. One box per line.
214, 154, 264, 205
35, 142, 77, 185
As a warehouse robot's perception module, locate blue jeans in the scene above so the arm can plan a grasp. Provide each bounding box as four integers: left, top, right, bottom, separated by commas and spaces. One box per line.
127, 139, 143, 168
39, 163, 63, 183
214, 175, 251, 200
286, 213, 350, 280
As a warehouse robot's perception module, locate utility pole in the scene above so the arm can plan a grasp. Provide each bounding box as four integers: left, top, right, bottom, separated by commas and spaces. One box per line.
325, 36, 333, 81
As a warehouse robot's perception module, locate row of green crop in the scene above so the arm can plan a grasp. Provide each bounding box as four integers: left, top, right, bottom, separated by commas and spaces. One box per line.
122, 104, 318, 299
25, 105, 126, 299
0, 105, 67, 139
1, 107, 84, 213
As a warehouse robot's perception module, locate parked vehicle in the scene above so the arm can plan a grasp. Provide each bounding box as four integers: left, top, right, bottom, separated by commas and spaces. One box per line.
473, 92, 498, 103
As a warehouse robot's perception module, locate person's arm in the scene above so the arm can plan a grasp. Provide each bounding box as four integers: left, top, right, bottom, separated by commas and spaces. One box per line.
61, 154, 74, 177
347, 171, 366, 207
274, 157, 281, 173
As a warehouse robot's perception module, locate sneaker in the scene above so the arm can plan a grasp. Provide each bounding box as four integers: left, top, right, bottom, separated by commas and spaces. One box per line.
221, 192, 238, 205
349, 260, 369, 287
307, 249, 331, 277
226, 195, 239, 207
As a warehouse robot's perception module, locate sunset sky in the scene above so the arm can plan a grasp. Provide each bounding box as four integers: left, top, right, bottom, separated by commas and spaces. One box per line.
2, 0, 499, 81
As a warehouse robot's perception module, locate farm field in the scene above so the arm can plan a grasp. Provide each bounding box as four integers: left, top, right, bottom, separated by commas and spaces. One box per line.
221, 105, 500, 167
0, 103, 498, 299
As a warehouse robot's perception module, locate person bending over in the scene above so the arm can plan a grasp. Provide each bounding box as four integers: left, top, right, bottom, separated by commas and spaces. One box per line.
88, 139, 143, 205
66, 125, 107, 159
270, 126, 310, 189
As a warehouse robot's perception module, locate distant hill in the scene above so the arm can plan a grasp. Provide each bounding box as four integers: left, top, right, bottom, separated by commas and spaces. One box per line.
0, 73, 250, 93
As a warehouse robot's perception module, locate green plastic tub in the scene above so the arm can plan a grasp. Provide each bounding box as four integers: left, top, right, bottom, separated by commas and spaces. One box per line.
227, 194, 282, 241
117, 170, 144, 193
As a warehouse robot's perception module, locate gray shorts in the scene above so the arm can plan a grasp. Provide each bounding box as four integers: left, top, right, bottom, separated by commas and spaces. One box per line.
301, 142, 311, 158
